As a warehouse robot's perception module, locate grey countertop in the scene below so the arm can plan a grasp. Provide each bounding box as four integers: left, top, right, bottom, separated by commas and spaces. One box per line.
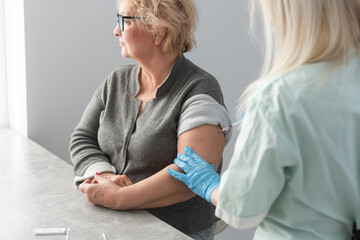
0, 128, 191, 240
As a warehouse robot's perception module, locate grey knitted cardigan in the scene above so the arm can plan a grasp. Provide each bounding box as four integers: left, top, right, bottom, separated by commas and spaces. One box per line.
70, 54, 232, 234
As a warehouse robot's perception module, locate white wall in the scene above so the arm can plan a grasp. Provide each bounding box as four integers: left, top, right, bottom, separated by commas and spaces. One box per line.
25, 0, 129, 159
2, 0, 27, 135
24, 0, 262, 239
0, 0, 8, 128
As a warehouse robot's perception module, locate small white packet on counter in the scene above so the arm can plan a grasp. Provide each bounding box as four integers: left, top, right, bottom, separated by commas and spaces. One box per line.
34, 228, 67, 236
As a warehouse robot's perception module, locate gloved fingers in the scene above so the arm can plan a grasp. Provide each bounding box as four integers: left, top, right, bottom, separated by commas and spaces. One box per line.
184, 146, 206, 164
167, 169, 188, 183
177, 152, 188, 161
177, 152, 197, 166
174, 158, 189, 172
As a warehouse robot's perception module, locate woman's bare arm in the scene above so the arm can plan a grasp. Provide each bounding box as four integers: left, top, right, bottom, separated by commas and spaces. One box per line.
79, 124, 225, 210
117, 124, 225, 209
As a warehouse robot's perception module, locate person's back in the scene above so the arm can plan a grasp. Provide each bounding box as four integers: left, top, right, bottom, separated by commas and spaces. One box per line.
168, 0, 360, 238
252, 52, 360, 239
243, 1, 360, 237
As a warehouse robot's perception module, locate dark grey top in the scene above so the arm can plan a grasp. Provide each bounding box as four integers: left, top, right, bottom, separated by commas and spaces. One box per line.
69, 54, 231, 234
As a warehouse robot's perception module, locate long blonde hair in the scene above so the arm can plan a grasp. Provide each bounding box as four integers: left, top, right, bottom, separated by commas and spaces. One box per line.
239, 0, 360, 113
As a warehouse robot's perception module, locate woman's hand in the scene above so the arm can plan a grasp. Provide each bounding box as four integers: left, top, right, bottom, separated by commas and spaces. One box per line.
98, 173, 133, 187
79, 174, 131, 210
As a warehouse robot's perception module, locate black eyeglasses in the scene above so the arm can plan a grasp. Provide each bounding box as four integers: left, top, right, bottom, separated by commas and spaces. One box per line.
117, 13, 141, 31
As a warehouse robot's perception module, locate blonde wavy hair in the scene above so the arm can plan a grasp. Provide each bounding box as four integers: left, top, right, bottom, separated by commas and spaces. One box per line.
238, 0, 360, 112
118, 0, 198, 54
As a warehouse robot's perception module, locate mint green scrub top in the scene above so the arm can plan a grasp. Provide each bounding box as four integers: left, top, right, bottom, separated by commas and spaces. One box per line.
216, 52, 360, 240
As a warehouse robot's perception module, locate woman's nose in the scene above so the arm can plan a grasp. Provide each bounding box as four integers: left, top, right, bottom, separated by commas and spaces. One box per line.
114, 24, 121, 37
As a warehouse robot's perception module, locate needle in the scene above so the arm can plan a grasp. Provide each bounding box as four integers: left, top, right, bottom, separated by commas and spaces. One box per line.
216, 120, 242, 134
103, 232, 108, 240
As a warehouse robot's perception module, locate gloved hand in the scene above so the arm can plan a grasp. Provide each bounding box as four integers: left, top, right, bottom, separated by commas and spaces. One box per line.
167, 146, 220, 203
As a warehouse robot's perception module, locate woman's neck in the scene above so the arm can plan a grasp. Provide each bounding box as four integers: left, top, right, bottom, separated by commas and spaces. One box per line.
137, 51, 179, 92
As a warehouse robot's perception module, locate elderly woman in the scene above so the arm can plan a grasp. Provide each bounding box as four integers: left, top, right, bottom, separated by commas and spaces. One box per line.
69, 0, 231, 239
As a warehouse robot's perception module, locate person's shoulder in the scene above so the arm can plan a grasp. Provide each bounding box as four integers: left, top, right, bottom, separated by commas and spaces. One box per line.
101, 64, 138, 87
108, 64, 138, 80
183, 57, 221, 91
178, 57, 225, 105
256, 62, 327, 100
97, 64, 138, 95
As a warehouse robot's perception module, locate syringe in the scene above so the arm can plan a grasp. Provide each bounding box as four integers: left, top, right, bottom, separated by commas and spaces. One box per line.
216, 120, 242, 134
189, 113, 245, 149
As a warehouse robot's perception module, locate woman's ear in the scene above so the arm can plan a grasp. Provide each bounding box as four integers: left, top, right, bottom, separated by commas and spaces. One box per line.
154, 27, 167, 46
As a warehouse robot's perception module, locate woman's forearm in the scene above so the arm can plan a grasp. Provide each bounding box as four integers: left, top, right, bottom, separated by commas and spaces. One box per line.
113, 164, 195, 210
135, 190, 196, 209
113, 124, 225, 210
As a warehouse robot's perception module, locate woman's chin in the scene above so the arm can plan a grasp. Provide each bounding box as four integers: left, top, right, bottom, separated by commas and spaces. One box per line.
120, 49, 129, 58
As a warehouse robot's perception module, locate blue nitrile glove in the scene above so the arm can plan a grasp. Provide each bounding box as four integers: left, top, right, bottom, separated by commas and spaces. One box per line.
167, 147, 220, 203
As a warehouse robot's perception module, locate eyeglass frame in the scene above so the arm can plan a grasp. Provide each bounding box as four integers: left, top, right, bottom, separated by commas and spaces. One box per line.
117, 13, 142, 31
